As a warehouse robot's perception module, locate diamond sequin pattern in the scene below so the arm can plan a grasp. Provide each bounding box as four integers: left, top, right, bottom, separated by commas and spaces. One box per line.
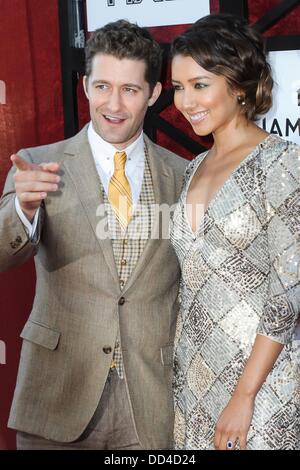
184, 297, 214, 346
186, 353, 216, 399
218, 252, 267, 295
182, 246, 211, 291
218, 203, 262, 250
219, 300, 259, 349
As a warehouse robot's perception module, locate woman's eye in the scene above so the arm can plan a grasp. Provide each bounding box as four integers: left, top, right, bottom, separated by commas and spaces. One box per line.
173, 85, 183, 91
195, 83, 208, 89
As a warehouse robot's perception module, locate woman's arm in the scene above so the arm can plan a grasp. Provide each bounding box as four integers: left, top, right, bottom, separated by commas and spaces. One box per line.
214, 334, 284, 450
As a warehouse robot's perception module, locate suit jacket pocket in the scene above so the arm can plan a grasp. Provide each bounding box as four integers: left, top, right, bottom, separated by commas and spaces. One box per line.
160, 343, 174, 366
20, 320, 60, 350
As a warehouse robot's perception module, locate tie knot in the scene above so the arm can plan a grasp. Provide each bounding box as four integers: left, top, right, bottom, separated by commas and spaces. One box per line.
114, 151, 127, 171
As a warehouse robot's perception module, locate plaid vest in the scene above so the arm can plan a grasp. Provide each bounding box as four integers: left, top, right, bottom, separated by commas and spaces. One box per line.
100, 145, 155, 377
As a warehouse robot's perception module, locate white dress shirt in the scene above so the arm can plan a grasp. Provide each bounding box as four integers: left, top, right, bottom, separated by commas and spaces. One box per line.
15, 196, 40, 238
15, 121, 146, 236
88, 121, 145, 210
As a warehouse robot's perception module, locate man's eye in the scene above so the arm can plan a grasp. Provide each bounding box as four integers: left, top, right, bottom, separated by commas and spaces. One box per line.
124, 88, 137, 93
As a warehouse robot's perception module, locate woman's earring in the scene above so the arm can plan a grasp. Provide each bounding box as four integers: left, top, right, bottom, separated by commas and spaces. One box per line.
238, 95, 246, 106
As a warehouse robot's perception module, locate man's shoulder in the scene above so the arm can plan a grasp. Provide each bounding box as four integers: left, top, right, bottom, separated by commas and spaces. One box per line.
19, 126, 88, 164
145, 135, 187, 172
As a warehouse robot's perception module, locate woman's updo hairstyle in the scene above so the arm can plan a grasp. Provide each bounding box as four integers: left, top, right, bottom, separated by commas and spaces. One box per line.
171, 13, 273, 121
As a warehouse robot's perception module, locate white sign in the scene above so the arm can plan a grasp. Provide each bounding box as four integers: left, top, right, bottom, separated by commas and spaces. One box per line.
259, 50, 300, 145
86, 0, 210, 31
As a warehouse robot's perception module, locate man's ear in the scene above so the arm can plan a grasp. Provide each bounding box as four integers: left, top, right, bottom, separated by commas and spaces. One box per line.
83, 76, 89, 99
148, 82, 162, 107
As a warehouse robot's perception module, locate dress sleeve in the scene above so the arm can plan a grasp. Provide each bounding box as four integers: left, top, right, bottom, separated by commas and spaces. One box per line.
257, 141, 300, 344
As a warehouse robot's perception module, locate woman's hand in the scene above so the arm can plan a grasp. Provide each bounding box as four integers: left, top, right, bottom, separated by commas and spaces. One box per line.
213, 393, 255, 450
213, 335, 284, 450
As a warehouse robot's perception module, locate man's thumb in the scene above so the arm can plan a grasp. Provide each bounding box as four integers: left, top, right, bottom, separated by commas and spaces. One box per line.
11, 154, 34, 171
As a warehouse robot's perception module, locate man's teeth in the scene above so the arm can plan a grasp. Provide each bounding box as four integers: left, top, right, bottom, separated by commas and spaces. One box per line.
190, 111, 209, 122
104, 115, 124, 122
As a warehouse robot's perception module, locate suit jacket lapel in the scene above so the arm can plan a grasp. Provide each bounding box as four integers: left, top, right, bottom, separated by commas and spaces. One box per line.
62, 127, 120, 287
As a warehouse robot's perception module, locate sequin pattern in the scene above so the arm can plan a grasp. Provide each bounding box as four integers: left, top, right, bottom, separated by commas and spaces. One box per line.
171, 135, 300, 450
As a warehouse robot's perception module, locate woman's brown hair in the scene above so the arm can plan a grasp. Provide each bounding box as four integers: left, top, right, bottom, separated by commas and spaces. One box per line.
171, 13, 273, 121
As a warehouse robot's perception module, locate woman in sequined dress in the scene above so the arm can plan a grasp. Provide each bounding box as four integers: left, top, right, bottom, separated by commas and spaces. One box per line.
170, 13, 300, 450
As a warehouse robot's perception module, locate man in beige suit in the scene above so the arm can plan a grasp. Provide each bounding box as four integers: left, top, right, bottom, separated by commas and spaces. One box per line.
0, 20, 186, 449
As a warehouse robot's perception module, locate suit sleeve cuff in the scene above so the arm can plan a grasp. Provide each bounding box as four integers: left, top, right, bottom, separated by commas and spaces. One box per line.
15, 196, 40, 239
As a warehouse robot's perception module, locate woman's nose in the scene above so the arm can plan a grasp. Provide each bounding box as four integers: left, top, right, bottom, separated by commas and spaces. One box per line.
181, 89, 197, 111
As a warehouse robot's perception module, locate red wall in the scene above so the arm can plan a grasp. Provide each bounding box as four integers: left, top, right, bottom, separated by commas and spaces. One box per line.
0, 0, 64, 450
0, 0, 299, 450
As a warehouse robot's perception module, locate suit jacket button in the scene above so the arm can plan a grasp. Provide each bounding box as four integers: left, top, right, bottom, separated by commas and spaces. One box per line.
16, 236, 22, 243
10, 242, 17, 249
118, 297, 125, 305
103, 346, 112, 354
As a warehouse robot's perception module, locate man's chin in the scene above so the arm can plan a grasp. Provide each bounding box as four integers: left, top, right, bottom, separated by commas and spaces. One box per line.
94, 127, 124, 143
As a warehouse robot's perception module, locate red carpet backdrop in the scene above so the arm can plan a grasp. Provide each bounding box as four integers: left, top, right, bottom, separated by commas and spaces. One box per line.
0, 0, 299, 449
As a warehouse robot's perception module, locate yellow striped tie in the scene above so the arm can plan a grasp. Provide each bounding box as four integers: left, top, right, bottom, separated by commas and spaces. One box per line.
108, 151, 133, 230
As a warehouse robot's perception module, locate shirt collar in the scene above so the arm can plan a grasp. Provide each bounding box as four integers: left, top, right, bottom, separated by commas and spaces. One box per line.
88, 121, 144, 168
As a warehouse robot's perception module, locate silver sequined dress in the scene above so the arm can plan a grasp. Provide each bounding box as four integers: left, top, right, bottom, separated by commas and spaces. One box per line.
170, 134, 300, 450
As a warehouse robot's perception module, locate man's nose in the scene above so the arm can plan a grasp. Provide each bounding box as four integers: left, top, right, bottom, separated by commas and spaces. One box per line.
107, 89, 122, 112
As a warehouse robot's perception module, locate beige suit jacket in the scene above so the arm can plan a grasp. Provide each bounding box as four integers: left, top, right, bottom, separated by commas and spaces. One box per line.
0, 126, 187, 449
